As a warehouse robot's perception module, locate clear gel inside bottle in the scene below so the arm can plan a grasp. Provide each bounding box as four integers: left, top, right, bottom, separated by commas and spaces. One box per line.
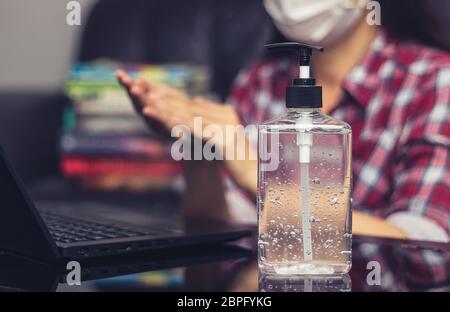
258, 108, 352, 275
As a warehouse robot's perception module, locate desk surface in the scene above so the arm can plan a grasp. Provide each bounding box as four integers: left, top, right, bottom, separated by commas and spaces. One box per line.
1, 235, 449, 292
0, 178, 447, 292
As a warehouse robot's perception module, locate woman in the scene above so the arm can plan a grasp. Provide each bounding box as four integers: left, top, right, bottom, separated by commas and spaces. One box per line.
116, 0, 450, 242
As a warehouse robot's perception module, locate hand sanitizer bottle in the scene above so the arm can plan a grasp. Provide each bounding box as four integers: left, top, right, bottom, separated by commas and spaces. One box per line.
258, 43, 352, 275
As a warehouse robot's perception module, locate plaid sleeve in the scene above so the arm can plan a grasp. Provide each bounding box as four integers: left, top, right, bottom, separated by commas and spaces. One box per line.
385, 65, 450, 236
384, 65, 450, 286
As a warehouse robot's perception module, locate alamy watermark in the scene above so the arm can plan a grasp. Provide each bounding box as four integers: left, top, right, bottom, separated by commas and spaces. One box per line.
66, 1, 81, 26
366, 260, 382, 286
170, 117, 280, 172
342, 0, 382, 26
65, 0, 381, 27
66, 261, 81, 286
366, 1, 382, 26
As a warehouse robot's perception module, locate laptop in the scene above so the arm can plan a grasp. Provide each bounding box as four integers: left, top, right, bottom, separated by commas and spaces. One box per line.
0, 147, 254, 264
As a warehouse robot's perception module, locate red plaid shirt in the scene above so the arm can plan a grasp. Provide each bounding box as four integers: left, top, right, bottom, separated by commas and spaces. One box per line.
228, 31, 450, 287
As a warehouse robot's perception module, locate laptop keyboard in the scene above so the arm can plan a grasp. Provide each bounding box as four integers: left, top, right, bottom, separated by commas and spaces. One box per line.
40, 212, 154, 244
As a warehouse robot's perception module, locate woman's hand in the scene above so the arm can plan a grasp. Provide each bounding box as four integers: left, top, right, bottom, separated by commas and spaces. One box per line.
116, 69, 257, 193
116, 70, 240, 146
116, 69, 194, 138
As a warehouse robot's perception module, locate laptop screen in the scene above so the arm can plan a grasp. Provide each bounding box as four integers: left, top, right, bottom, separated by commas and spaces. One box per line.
0, 147, 59, 262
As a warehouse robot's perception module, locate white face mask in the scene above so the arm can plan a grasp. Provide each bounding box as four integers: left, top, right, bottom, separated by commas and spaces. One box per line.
264, 0, 368, 48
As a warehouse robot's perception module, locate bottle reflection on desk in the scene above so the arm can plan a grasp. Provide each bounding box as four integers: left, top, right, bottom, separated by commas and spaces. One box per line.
259, 274, 351, 292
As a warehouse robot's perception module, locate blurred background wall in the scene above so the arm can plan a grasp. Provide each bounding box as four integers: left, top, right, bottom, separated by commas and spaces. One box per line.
0, 0, 98, 91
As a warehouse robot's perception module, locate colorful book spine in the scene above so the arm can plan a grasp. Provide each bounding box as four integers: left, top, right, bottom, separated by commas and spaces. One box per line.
61, 133, 171, 159
61, 156, 182, 177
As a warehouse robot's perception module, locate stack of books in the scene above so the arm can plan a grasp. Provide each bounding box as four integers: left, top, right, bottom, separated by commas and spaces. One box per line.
61, 61, 209, 192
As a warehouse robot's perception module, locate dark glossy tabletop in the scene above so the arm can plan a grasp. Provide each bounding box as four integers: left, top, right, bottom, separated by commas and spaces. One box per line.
0, 180, 447, 292
1, 235, 449, 292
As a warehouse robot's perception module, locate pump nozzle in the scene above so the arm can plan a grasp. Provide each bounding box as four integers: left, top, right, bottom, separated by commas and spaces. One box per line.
265, 42, 323, 82
265, 42, 324, 109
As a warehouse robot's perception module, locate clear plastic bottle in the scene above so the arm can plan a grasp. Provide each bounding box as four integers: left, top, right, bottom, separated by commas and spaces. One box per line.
258, 108, 352, 275
258, 42, 352, 275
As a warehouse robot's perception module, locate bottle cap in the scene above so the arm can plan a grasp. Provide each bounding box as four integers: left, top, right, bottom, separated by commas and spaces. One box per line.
265, 42, 324, 109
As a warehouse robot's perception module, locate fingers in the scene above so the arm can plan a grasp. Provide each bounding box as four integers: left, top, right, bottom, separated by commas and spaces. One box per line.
150, 83, 190, 102
130, 82, 146, 98
116, 69, 199, 134
142, 104, 181, 133
135, 78, 150, 93
116, 70, 153, 113
115, 69, 133, 89
116, 70, 151, 95
142, 106, 159, 120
